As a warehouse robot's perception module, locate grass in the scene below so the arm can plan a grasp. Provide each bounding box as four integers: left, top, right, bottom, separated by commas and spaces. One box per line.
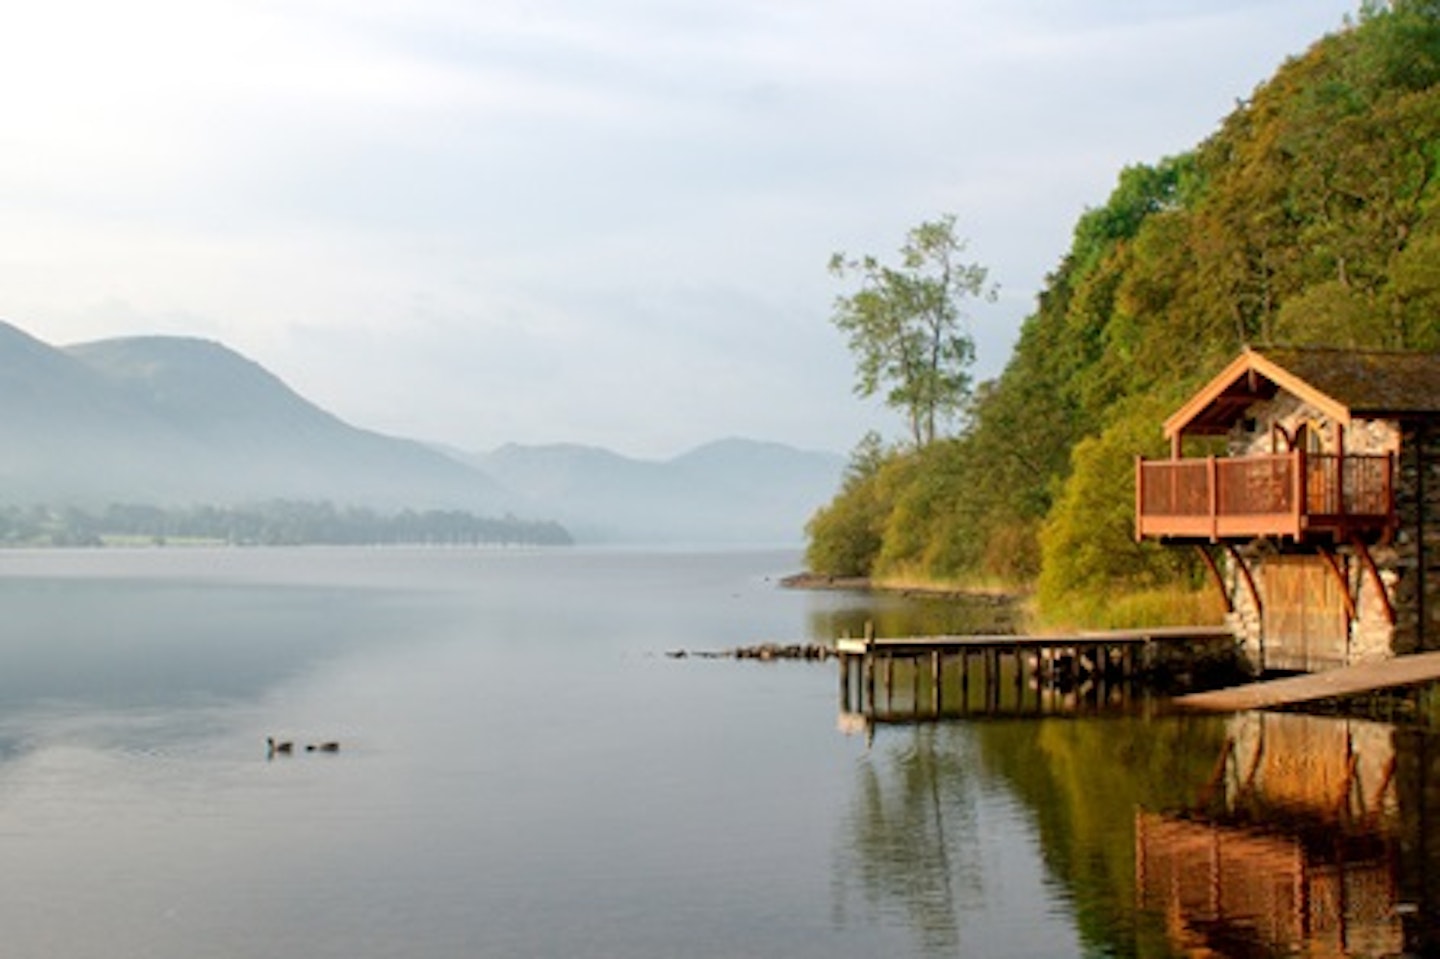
1036, 584, 1228, 632
870, 563, 1026, 598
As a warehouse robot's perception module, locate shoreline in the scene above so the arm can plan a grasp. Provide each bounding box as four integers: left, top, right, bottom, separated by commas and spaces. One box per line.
778, 571, 1020, 603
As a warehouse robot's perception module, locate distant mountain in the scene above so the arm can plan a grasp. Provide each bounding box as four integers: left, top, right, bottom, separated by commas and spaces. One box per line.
470, 438, 845, 545
0, 322, 509, 512
0, 319, 844, 543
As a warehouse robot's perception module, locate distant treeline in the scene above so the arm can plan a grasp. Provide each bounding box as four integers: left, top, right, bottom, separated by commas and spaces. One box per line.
0, 501, 573, 547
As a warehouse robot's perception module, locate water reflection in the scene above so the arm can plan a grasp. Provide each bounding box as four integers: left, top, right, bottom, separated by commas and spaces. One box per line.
838, 649, 1152, 740
836, 706, 1440, 958
804, 589, 1021, 648
831, 726, 990, 956
1137, 712, 1440, 957
0, 571, 431, 763
834, 717, 1221, 957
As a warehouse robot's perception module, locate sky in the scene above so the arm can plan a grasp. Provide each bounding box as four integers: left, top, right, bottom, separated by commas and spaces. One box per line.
0, 0, 1362, 459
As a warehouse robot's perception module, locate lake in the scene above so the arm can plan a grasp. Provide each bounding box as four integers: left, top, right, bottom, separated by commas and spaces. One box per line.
0, 546, 1432, 958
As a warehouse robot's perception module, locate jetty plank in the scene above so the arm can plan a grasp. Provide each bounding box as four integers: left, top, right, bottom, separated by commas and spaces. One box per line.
835, 625, 1232, 657
1175, 650, 1440, 712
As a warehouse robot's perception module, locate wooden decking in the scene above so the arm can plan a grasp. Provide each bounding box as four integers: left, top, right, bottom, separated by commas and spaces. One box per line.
1135, 450, 1395, 543
1175, 651, 1440, 712
834, 625, 1234, 657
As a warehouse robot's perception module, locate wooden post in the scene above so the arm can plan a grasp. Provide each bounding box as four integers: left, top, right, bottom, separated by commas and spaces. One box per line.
1135, 456, 1144, 541
1336, 424, 1347, 524
863, 620, 876, 713
1096, 644, 1109, 706
1294, 447, 1306, 537
1194, 545, 1235, 614
1207, 455, 1219, 541
986, 647, 999, 713
839, 653, 851, 711
932, 650, 943, 712
1014, 645, 1024, 710
959, 649, 969, 706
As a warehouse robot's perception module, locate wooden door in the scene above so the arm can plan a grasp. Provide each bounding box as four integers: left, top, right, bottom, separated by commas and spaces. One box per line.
1261, 555, 1349, 671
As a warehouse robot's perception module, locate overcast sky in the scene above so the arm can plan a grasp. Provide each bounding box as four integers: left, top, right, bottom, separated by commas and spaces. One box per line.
0, 0, 1359, 458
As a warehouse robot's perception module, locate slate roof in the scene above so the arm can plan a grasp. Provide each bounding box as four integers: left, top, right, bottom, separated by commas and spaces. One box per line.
1164, 346, 1440, 438
1258, 347, 1440, 416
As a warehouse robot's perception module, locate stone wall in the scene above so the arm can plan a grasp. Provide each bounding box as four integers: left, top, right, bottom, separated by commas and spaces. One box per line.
1218, 396, 1426, 668
1227, 393, 1400, 458
1392, 420, 1440, 654
1224, 540, 1265, 673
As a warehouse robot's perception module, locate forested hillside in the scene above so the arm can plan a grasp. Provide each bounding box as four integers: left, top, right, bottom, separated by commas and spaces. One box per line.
806, 1, 1440, 625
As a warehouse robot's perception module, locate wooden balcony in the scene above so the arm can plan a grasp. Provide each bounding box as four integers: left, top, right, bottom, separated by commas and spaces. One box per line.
1135, 451, 1395, 543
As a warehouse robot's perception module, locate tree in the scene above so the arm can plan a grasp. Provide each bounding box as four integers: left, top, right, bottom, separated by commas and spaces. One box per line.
804, 432, 899, 577
829, 215, 996, 448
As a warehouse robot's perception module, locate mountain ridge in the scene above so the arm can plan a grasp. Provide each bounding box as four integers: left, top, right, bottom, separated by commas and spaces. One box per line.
470, 438, 843, 544
0, 321, 843, 544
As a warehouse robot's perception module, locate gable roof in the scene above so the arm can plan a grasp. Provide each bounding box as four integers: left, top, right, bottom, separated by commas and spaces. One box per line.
1164, 346, 1440, 439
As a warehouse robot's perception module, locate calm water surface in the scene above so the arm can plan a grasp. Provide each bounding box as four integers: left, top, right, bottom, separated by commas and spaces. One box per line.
0, 547, 1431, 958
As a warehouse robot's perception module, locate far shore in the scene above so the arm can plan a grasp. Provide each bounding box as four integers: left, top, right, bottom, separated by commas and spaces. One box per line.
779, 571, 1020, 603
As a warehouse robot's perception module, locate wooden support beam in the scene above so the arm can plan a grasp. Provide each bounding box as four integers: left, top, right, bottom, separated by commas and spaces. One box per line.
1222, 543, 1263, 619
1194, 545, 1234, 614
1350, 536, 1396, 626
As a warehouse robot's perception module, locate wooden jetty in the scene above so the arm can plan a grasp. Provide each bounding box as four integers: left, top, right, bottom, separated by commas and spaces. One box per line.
836, 625, 1234, 723
1175, 650, 1440, 713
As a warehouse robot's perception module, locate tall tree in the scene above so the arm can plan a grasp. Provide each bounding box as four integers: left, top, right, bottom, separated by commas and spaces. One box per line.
828, 215, 995, 448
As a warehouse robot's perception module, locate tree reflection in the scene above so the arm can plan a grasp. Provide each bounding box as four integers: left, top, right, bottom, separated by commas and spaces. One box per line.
977, 716, 1227, 956
832, 724, 982, 956
834, 715, 1230, 958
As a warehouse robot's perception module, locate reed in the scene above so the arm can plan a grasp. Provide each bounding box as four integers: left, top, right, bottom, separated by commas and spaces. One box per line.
1038, 585, 1226, 632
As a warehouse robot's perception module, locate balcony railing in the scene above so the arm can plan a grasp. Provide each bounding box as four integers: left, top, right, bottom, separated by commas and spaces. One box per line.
1135, 451, 1395, 542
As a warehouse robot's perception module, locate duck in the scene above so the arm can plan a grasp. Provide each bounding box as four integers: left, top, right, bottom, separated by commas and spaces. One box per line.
266, 737, 294, 757
306, 742, 340, 753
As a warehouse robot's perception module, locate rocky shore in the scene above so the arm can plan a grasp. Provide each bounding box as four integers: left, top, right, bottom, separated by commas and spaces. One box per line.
665, 642, 835, 662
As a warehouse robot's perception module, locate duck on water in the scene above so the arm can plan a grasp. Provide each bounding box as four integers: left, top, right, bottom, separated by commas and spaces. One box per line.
268, 738, 341, 757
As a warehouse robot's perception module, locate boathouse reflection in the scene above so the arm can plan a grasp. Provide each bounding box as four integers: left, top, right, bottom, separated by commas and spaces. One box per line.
1136, 712, 1439, 956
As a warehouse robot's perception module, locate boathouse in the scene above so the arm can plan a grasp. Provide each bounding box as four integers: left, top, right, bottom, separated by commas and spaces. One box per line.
1135, 347, 1440, 673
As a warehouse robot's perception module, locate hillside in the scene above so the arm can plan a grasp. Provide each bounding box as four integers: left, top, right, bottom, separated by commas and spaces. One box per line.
0, 320, 841, 544
472, 439, 845, 544
0, 323, 510, 512
805, 2, 1440, 623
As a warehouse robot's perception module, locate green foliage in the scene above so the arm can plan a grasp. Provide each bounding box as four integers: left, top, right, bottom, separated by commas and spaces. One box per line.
804, 434, 902, 577
806, 4, 1440, 623
829, 215, 996, 448
1036, 395, 1207, 623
